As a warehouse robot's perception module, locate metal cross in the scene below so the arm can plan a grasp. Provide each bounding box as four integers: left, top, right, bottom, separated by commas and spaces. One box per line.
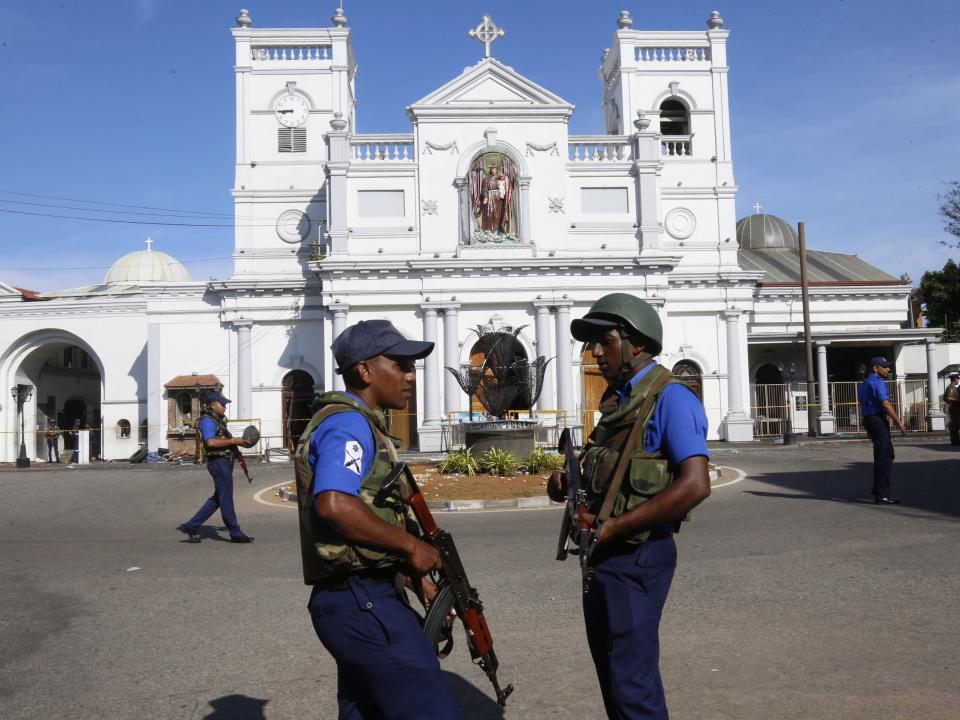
469, 14, 505, 58
145, 237, 153, 252
753, 202, 764, 214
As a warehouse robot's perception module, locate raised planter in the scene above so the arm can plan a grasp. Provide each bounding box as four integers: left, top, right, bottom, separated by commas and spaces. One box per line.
462, 419, 540, 457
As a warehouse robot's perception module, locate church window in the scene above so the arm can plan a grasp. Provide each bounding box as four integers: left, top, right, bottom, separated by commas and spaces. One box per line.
63, 347, 74, 369
659, 99, 690, 135
175, 392, 193, 426
116, 419, 131, 439
79, 350, 89, 370
672, 359, 703, 400
278, 127, 307, 153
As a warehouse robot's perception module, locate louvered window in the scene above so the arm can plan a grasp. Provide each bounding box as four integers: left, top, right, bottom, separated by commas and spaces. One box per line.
278, 127, 307, 153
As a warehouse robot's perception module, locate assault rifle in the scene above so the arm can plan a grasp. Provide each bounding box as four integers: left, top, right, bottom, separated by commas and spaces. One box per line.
222, 425, 255, 483
380, 463, 514, 707
555, 428, 592, 592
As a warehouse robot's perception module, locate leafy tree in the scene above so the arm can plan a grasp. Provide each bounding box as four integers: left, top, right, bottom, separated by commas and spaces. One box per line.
919, 259, 960, 341
939, 181, 960, 246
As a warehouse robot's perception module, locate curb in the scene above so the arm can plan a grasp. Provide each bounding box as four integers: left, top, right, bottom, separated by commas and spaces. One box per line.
275, 468, 724, 511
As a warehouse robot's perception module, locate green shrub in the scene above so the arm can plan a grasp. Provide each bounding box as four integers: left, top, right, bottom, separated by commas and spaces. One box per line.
478, 447, 518, 476
437, 447, 479, 476
520, 446, 565, 474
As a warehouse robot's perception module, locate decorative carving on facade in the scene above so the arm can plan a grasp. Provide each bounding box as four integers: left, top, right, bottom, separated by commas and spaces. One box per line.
525, 141, 560, 157
665, 207, 696, 240
421, 199, 439, 216
423, 140, 459, 155
548, 197, 565, 214
276, 209, 311, 244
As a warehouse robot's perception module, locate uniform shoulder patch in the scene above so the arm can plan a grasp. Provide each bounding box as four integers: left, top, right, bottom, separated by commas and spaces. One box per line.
343, 440, 364, 475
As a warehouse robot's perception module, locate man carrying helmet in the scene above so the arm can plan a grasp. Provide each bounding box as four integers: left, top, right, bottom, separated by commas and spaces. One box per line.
547, 292, 711, 719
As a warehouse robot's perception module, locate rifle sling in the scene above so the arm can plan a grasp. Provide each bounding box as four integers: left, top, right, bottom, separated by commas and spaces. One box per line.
595, 371, 672, 526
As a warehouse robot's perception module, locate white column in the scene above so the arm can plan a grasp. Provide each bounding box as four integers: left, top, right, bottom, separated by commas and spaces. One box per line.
555, 302, 576, 427
146, 322, 163, 451
721, 310, 753, 441
518, 176, 532, 242
816, 341, 835, 435
926, 339, 946, 431
534, 302, 555, 413
419, 306, 443, 451
330, 304, 349, 392
442, 305, 461, 414
234, 320, 253, 419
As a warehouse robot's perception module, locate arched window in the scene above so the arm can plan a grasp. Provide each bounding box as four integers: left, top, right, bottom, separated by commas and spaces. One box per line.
659, 99, 691, 157
672, 360, 703, 400
116, 419, 131, 439
175, 392, 193, 426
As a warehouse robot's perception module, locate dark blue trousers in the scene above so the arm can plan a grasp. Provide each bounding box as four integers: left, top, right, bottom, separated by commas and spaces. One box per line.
308, 578, 461, 720
584, 536, 677, 720
863, 414, 894, 498
184, 457, 244, 538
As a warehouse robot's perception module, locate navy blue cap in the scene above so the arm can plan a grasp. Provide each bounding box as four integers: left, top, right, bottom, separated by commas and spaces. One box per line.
870, 356, 893, 368
332, 319, 433, 373
204, 390, 231, 405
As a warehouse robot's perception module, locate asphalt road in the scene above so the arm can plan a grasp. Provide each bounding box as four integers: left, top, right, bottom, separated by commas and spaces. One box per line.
1, 440, 958, 719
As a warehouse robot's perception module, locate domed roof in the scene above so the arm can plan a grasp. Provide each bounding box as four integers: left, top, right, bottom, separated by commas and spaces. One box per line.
736, 213, 798, 250
104, 240, 191, 284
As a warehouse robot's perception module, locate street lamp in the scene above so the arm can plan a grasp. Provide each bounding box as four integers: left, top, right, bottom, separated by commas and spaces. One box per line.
11, 384, 34, 468
778, 363, 797, 445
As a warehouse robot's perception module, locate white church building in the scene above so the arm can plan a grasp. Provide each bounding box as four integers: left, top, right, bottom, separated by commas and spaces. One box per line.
0, 9, 948, 462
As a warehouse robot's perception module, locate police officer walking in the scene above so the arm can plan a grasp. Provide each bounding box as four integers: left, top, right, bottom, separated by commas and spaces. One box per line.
177, 391, 255, 543
857, 356, 907, 504
944, 373, 960, 446
547, 293, 711, 720
295, 319, 462, 719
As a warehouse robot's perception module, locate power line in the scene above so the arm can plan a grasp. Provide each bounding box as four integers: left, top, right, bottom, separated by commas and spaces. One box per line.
0, 198, 241, 221
0, 189, 238, 219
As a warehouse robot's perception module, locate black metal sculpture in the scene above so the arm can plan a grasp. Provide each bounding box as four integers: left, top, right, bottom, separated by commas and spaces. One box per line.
446, 324, 551, 419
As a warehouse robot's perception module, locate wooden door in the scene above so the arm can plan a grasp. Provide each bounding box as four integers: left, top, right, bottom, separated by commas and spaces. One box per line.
581, 348, 607, 438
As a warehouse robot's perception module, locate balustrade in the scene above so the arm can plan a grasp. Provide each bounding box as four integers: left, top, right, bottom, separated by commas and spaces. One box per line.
661, 136, 692, 157
350, 135, 415, 162
635, 46, 711, 63
568, 136, 633, 162
251, 45, 331, 61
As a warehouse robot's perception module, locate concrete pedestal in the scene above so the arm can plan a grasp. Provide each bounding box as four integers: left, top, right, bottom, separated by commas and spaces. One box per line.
817, 413, 836, 436
418, 424, 444, 452
722, 416, 754, 442
927, 413, 946, 432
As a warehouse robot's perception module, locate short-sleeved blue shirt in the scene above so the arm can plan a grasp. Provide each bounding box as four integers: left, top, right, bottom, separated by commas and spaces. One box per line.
858, 372, 889, 416
614, 362, 709, 466
197, 416, 218, 443
308, 393, 376, 498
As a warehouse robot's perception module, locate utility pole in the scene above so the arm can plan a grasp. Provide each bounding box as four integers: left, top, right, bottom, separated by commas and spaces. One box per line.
798, 222, 817, 436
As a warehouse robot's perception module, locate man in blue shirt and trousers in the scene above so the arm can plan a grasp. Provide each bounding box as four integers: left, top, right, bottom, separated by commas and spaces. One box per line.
858, 356, 907, 504
548, 293, 711, 719
177, 391, 255, 543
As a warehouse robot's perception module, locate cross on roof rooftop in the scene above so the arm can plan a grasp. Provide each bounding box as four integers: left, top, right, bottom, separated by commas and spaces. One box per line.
468, 14, 505, 59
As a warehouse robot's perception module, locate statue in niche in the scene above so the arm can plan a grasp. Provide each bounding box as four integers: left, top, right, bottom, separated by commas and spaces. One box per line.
469, 152, 519, 243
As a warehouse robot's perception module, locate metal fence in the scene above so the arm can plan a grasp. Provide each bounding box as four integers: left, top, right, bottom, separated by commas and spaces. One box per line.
751, 380, 935, 437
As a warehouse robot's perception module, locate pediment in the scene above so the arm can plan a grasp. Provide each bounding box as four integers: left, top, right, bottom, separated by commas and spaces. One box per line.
409, 58, 572, 116
0, 281, 21, 296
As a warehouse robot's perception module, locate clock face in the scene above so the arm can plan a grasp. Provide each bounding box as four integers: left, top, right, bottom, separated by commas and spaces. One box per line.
275, 94, 309, 128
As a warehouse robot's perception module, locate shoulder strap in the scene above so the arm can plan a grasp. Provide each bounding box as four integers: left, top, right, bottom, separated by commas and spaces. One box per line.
595, 370, 672, 525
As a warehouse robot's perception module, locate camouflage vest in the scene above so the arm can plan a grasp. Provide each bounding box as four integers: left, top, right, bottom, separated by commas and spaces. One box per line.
294, 391, 415, 585
200, 411, 232, 460
582, 364, 691, 544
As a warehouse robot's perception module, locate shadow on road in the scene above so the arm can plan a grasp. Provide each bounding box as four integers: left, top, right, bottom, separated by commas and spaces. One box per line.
743, 459, 960, 520
445, 671, 505, 719
202, 694, 268, 719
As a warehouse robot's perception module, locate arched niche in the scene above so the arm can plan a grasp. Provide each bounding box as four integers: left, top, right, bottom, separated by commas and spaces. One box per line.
455, 139, 530, 246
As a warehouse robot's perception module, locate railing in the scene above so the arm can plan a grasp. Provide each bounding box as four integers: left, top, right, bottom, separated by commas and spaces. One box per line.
661, 135, 693, 157
635, 46, 711, 63
750, 380, 935, 438
251, 45, 332, 61
568, 136, 633, 162
442, 410, 571, 451
350, 135, 415, 162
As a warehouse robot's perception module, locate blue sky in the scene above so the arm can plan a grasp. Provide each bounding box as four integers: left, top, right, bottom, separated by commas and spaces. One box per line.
1, 0, 958, 291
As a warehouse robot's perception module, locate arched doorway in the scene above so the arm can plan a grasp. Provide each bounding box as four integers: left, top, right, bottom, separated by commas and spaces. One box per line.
282, 370, 315, 451
671, 360, 703, 400
467, 332, 531, 416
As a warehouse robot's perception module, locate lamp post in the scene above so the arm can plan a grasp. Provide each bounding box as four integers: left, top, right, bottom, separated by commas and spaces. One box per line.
11, 384, 33, 468
778, 363, 797, 445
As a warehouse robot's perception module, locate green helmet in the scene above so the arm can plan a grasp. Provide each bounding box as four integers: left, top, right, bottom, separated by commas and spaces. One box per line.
570, 292, 663, 355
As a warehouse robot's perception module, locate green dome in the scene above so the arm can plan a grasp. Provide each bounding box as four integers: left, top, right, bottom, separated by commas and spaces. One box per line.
736, 213, 798, 250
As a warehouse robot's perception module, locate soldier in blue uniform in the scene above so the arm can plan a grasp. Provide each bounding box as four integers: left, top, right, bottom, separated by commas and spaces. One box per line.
294, 320, 461, 720
177, 391, 255, 543
548, 293, 711, 720
857, 356, 907, 504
